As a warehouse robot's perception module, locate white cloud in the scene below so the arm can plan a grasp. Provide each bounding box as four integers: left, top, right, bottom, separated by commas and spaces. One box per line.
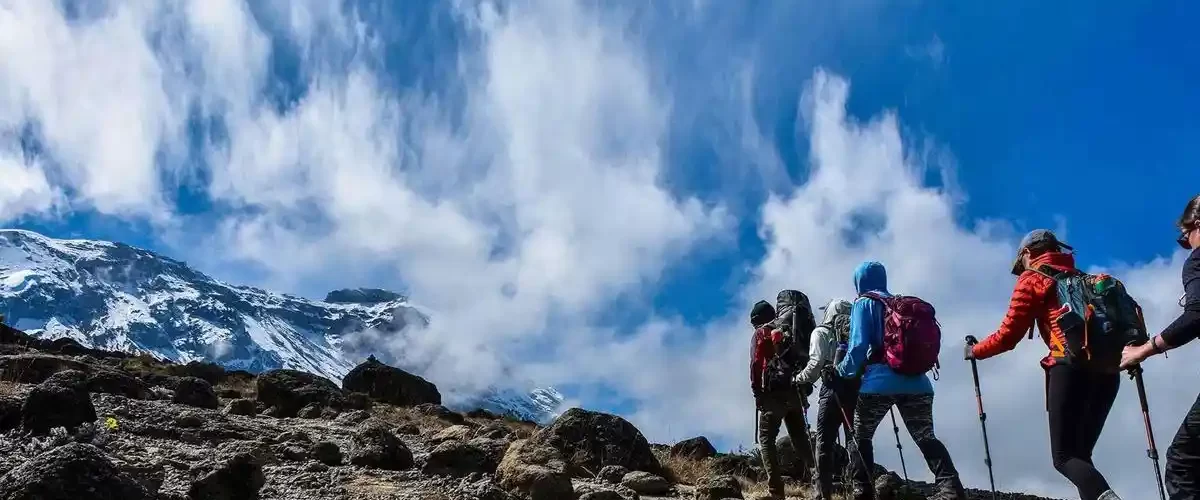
0, 2, 1192, 498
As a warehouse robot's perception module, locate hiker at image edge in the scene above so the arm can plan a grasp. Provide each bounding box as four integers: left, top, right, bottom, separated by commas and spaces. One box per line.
966, 228, 1146, 500
1120, 194, 1200, 500
793, 297, 858, 500
749, 290, 817, 499
836, 260, 968, 500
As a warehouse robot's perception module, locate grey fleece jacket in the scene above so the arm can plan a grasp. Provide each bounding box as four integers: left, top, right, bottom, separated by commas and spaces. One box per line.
794, 298, 852, 386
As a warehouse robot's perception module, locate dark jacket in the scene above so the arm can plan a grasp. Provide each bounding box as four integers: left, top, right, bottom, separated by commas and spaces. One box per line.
1161, 248, 1200, 347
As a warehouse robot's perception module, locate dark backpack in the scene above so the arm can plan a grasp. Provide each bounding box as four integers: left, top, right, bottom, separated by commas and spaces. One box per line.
861, 292, 942, 376
830, 312, 852, 366
774, 290, 816, 359
1032, 266, 1149, 372
758, 324, 804, 394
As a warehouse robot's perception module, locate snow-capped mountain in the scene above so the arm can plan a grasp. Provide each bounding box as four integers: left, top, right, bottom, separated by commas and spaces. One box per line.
0, 229, 562, 422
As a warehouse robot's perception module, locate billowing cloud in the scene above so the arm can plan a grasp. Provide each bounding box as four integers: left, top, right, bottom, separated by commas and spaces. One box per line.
0, 1, 1191, 497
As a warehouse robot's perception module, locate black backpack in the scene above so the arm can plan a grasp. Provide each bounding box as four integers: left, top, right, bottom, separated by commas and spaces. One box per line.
760, 290, 816, 393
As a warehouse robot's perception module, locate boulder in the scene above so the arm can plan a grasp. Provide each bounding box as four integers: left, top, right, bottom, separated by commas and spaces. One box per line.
707, 454, 762, 481
0, 354, 90, 384
467, 408, 500, 420
187, 451, 267, 500
166, 360, 226, 385
341, 357, 441, 406
431, 425, 474, 443
173, 377, 218, 409
476, 422, 514, 440
423, 440, 499, 477
495, 439, 574, 500
693, 475, 743, 500
527, 408, 660, 476
412, 403, 465, 424
297, 403, 324, 419
620, 471, 671, 495
87, 370, 151, 399
223, 398, 258, 416
0, 443, 152, 500
347, 420, 413, 470
598, 465, 629, 484
670, 436, 717, 459
22, 373, 96, 435
0, 396, 21, 431
312, 441, 342, 466
775, 435, 813, 482
255, 369, 346, 418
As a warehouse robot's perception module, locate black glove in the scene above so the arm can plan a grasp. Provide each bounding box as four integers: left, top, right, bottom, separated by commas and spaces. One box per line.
821, 364, 836, 385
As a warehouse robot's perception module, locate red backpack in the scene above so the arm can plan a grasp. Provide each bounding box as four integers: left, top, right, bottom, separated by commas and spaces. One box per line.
860, 291, 942, 377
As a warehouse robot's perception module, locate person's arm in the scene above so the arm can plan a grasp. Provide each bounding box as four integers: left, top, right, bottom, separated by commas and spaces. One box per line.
837, 299, 871, 378
795, 326, 831, 386
971, 273, 1042, 360
750, 329, 768, 396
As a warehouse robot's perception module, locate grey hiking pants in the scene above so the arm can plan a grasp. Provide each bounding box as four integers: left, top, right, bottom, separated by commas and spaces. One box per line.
757, 388, 815, 497
814, 375, 861, 499
846, 392, 966, 500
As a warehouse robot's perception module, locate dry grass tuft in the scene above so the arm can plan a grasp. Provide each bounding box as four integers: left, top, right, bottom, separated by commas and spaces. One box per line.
654, 448, 710, 485
213, 375, 256, 399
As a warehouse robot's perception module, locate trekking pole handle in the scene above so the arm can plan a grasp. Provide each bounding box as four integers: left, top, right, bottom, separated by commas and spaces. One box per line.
965, 334, 978, 345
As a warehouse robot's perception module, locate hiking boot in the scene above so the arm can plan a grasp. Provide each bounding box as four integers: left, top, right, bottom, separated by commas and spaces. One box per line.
929, 477, 967, 500
1097, 491, 1122, 500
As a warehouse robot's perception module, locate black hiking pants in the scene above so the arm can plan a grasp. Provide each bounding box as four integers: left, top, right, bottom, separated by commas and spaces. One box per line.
1045, 364, 1120, 500
757, 388, 815, 497
814, 375, 861, 499
1166, 392, 1200, 498
847, 392, 965, 500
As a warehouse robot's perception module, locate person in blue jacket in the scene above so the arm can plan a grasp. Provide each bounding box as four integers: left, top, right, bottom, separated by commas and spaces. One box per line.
836, 260, 966, 500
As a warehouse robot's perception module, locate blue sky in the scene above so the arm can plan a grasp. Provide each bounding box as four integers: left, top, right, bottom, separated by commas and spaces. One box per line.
2, 1, 1198, 496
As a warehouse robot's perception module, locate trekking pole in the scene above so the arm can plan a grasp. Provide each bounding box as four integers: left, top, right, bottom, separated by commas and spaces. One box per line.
830, 387, 873, 489
1129, 365, 1168, 500
965, 335, 998, 500
889, 407, 910, 489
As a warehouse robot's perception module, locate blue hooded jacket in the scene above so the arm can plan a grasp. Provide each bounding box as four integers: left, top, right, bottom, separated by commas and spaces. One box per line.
835, 260, 934, 395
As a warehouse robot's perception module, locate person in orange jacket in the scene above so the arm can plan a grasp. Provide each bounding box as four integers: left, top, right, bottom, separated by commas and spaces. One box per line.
965, 229, 1123, 500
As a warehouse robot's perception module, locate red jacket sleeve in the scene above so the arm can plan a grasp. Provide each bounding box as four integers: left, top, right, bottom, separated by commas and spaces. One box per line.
750, 328, 771, 393
973, 272, 1045, 360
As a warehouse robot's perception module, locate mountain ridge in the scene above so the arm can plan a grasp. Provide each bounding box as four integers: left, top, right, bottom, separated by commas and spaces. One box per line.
0, 228, 562, 423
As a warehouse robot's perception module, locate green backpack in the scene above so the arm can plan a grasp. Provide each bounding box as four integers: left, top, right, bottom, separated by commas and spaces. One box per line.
1032, 266, 1149, 372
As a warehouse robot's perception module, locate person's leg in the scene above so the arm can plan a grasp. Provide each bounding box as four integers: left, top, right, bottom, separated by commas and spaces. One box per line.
815, 383, 840, 499
781, 391, 816, 484
1166, 392, 1200, 499
1077, 371, 1120, 471
849, 392, 891, 499
758, 397, 787, 498
1046, 365, 1113, 500
893, 393, 965, 499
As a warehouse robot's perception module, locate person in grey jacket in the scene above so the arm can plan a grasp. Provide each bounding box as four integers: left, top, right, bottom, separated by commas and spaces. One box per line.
794, 298, 858, 500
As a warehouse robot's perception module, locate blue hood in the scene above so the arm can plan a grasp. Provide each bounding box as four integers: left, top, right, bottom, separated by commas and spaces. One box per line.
854, 261, 888, 295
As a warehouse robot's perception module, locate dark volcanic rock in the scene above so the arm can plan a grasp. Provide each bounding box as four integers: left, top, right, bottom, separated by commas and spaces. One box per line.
670, 436, 717, 459
620, 470, 671, 495
528, 407, 661, 477
223, 398, 257, 416
597, 465, 629, 484
0, 395, 21, 431
172, 377, 218, 409
0, 354, 90, 383
166, 360, 225, 385
694, 474, 743, 500
347, 420, 414, 470
312, 441, 343, 466
413, 403, 464, 424
708, 454, 762, 481
255, 369, 346, 418
341, 356, 441, 407
0, 443, 152, 500
423, 439, 500, 477
324, 288, 404, 304
87, 370, 151, 399
187, 451, 267, 500
22, 374, 96, 435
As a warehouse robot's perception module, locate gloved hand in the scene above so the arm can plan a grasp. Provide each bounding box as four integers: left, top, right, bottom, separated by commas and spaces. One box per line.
821, 364, 836, 385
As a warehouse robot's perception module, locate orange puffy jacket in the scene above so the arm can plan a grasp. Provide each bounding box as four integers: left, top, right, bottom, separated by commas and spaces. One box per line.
971, 251, 1078, 368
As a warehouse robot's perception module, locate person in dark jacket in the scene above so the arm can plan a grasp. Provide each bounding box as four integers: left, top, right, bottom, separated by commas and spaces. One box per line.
749, 299, 815, 498
1121, 194, 1200, 498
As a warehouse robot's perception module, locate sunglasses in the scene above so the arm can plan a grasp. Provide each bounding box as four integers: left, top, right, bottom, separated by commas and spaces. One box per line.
1180, 226, 1197, 249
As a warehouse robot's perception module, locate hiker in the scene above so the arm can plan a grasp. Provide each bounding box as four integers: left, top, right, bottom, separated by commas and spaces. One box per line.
966, 229, 1123, 500
750, 298, 816, 498
1121, 194, 1200, 498
794, 298, 857, 500
837, 260, 966, 500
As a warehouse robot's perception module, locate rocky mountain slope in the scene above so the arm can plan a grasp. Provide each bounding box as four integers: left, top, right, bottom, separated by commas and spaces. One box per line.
0, 322, 1061, 500
0, 229, 561, 423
